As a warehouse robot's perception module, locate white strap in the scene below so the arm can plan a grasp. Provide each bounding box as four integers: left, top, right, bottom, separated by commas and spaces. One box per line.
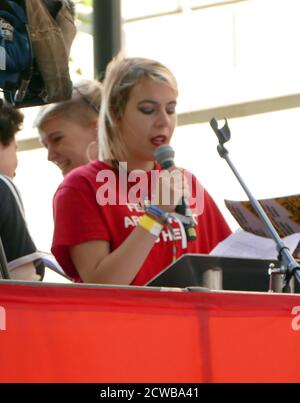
168, 213, 188, 249
0, 175, 25, 220
0, 46, 6, 70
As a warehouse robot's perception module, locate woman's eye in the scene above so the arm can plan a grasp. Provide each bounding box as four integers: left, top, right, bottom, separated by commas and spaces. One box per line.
52, 136, 62, 144
139, 107, 154, 114
166, 107, 176, 114
166, 103, 177, 114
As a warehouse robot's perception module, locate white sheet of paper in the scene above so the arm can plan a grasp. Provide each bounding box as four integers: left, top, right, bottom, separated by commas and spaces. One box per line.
210, 229, 300, 260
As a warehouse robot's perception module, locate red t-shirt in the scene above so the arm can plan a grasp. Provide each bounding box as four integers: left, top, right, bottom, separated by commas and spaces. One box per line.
51, 161, 231, 285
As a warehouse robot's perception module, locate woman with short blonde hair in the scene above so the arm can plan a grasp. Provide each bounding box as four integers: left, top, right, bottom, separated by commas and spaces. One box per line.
36, 79, 102, 176
99, 55, 178, 163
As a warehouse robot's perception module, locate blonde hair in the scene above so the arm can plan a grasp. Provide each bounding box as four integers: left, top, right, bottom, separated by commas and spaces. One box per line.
99, 55, 178, 162
35, 79, 102, 131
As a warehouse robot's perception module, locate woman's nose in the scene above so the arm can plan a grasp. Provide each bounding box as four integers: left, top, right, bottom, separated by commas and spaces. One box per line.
47, 145, 57, 162
155, 110, 170, 127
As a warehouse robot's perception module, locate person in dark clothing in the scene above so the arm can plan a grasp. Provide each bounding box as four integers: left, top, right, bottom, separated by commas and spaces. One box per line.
0, 100, 44, 280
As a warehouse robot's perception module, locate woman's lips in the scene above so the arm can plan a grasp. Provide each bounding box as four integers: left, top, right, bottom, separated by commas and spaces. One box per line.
150, 135, 167, 146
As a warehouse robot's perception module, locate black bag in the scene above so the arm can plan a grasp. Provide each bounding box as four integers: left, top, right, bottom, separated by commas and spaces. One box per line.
0, 0, 32, 104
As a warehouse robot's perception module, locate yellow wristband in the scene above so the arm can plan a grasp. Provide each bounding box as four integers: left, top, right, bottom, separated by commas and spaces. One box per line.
138, 214, 163, 237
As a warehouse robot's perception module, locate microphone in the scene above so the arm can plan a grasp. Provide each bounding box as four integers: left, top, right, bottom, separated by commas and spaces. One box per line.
154, 144, 197, 241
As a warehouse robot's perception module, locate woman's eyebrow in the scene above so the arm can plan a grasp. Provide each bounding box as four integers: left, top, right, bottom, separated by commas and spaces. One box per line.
138, 100, 157, 105
42, 131, 62, 145
49, 131, 63, 138
137, 100, 177, 105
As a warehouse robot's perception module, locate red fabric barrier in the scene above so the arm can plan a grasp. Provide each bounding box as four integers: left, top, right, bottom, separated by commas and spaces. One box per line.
0, 282, 300, 383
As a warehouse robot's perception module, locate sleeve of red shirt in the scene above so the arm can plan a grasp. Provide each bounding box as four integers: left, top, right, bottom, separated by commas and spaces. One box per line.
199, 188, 232, 252
187, 172, 232, 253
51, 174, 109, 280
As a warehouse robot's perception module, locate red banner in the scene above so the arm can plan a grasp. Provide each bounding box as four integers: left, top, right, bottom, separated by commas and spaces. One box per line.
0, 282, 300, 383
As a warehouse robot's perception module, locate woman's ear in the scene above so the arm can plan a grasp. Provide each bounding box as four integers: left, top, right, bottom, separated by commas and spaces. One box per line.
90, 119, 98, 130
88, 119, 99, 140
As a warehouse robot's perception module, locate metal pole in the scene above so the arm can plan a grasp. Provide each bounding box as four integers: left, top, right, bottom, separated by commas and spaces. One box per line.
93, 0, 122, 80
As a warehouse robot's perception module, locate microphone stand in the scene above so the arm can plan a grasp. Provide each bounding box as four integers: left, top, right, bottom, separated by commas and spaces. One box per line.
210, 117, 300, 293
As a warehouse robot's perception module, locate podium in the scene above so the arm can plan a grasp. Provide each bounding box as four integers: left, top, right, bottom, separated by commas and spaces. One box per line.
147, 254, 300, 293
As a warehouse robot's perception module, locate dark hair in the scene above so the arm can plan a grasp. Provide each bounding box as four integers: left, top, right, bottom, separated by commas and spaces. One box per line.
0, 99, 24, 146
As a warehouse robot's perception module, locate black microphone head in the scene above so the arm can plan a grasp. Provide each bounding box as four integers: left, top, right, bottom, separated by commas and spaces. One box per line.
154, 144, 175, 169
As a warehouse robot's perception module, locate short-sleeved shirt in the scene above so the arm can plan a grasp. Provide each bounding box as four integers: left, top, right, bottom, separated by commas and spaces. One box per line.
52, 161, 232, 285
0, 175, 44, 277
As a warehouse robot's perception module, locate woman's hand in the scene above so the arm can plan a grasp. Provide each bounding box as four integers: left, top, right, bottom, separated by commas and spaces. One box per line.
151, 167, 190, 213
